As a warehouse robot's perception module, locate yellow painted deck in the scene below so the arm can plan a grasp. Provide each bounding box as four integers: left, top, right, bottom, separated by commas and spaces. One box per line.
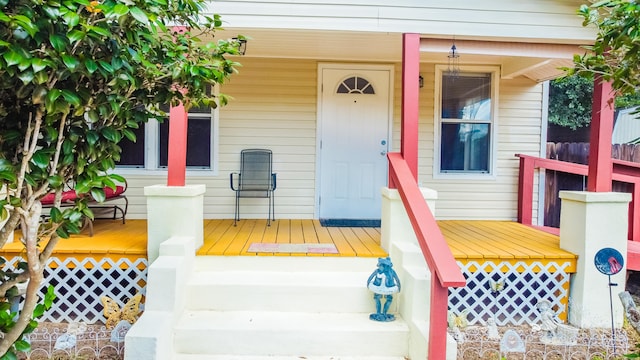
439, 220, 577, 272
198, 219, 387, 257
0, 220, 148, 263
0, 219, 577, 271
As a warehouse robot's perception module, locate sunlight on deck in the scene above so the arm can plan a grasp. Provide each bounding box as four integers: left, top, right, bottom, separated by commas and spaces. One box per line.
198, 219, 386, 257
0, 219, 576, 268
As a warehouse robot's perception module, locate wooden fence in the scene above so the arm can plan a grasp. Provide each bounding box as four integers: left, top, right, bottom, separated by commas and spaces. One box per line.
544, 143, 640, 227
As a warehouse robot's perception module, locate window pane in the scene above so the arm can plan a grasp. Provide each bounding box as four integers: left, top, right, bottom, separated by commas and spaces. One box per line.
337, 76, 375, 94
442, 74, 491, 120
159, 117, 211, 168
440, 123, 490, 172
116, 125, 146, 167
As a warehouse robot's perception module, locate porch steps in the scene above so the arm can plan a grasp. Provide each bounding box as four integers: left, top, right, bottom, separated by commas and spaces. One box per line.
172, 256, 411, 359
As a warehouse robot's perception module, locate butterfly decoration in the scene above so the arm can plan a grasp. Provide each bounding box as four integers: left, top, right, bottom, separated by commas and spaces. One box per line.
101, 293, 142, 330
489, 278, 506, 294
447, 309, 469, 329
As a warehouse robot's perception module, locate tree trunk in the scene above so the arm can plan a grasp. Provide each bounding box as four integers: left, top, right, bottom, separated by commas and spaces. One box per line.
620, 291, 640, 335
0, 202, 43, 356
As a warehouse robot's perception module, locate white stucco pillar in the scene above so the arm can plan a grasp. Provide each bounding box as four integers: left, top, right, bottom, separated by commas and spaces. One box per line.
380, 187, 437, 252
559, 191, 631, 328
145, 184, 205, 263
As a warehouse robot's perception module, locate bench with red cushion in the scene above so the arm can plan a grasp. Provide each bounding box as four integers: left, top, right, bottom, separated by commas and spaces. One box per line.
40, 190, 79, 205
40, 185, 126, 206
40, 182, 128, 236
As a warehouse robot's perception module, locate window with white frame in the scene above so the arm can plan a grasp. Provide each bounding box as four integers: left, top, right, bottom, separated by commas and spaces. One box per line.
436, 67, 497, 176
116, 103, 217, 172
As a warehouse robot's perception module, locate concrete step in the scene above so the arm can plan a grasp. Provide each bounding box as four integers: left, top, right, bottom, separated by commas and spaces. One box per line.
174, 310, 409, 357
186, 269, 375, 312
194, 255, 380, 272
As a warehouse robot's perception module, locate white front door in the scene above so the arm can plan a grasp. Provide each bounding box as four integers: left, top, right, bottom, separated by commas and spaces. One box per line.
318, 65, 392, 221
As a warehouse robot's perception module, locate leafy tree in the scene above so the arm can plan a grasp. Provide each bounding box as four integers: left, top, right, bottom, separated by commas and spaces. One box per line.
549, 74, 640, 130
549, 75, 594, 129
572, 0, 640, 97
0, 0, 242, 356
553, 0, 640, 132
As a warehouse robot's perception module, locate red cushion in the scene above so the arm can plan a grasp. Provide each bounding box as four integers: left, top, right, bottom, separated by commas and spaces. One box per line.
41, 185, 124, 205
40, 190, 78, 205
104, 185, 125, 199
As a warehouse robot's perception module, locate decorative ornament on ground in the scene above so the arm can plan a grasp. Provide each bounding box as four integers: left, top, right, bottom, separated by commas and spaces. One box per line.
367, 257, 401, 322
500, 329, 525, 354
111, 320, 133, 343
486, 317, 500, 340
448, 310, 468, 343
54, 321, 87, 350
100, 293, 142, 330
536, 299, 578, 345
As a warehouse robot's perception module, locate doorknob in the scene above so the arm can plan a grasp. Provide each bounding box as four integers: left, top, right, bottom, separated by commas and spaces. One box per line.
380, 151, 387, 156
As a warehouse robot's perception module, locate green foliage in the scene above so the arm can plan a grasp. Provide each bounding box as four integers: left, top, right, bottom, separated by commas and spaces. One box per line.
0, 0, 242, 355
0, 0, 243, 206
549, 74, 640, 130
0, 284, 55, 359
616, 93, 640, 110
625, 343, 640, 358
572, 0, 640, 96
549, 75, 594, 129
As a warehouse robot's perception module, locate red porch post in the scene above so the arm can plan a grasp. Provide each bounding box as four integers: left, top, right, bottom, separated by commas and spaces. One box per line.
632, 182, 640, 242
517, 155, 535, 225
167, 26, 189, 187
392, 33, 421, 188
587, 77, 614, 192
167, 104, 188, 186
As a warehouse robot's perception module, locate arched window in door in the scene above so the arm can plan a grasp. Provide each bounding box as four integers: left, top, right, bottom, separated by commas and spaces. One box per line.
337, 76, 375, 94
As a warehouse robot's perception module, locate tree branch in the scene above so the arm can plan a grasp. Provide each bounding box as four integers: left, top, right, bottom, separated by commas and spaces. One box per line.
49, 113, 68, 177
0, 211, 20, 249
0, 271, 29, 299
39, 232, 60, 265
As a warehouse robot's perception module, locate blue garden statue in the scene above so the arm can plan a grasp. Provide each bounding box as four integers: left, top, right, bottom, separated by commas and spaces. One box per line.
367, 257, 401, 322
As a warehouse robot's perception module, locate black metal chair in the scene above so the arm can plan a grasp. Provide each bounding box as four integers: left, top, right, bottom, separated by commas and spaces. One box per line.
230, 149, 277, 226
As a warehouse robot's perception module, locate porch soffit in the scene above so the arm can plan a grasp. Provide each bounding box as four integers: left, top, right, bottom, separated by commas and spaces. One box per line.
215, 28, 589, 82
420, 38, 586, 81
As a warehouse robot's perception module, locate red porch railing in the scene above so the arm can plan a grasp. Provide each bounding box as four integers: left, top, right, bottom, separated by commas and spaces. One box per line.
516, 153, 640, 243
388, 152, 466, 359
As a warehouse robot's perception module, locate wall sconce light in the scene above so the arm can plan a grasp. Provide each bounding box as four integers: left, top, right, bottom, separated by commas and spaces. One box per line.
232, 37, 247, 55
418, 75, 424, 88
447, 41, 460, 77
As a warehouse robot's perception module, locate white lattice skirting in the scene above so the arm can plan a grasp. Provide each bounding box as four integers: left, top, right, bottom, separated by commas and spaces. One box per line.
2, 257, 148, 323
449, 260, 572, 326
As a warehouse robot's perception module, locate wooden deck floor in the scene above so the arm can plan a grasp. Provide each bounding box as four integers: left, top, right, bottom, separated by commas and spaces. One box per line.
440, 220, 577, 271
0, 219, 577, 269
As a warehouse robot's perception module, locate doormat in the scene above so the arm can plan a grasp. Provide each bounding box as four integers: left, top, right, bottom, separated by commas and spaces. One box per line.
319, 219, 381, 227
247, 243, 338, 254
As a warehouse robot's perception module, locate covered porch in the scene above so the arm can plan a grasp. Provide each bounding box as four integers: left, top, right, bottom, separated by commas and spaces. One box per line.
1, 218, 576, 326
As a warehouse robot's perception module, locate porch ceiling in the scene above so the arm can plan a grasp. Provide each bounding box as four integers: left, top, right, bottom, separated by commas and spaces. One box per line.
216, 28, 590, 82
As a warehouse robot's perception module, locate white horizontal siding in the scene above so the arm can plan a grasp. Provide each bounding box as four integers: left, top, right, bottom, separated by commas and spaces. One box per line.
115, 58, 318, 220
119, 57, 544, 222
402, 64, 543, 221
215, 58, 318, 219
209, 0, 593, 43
